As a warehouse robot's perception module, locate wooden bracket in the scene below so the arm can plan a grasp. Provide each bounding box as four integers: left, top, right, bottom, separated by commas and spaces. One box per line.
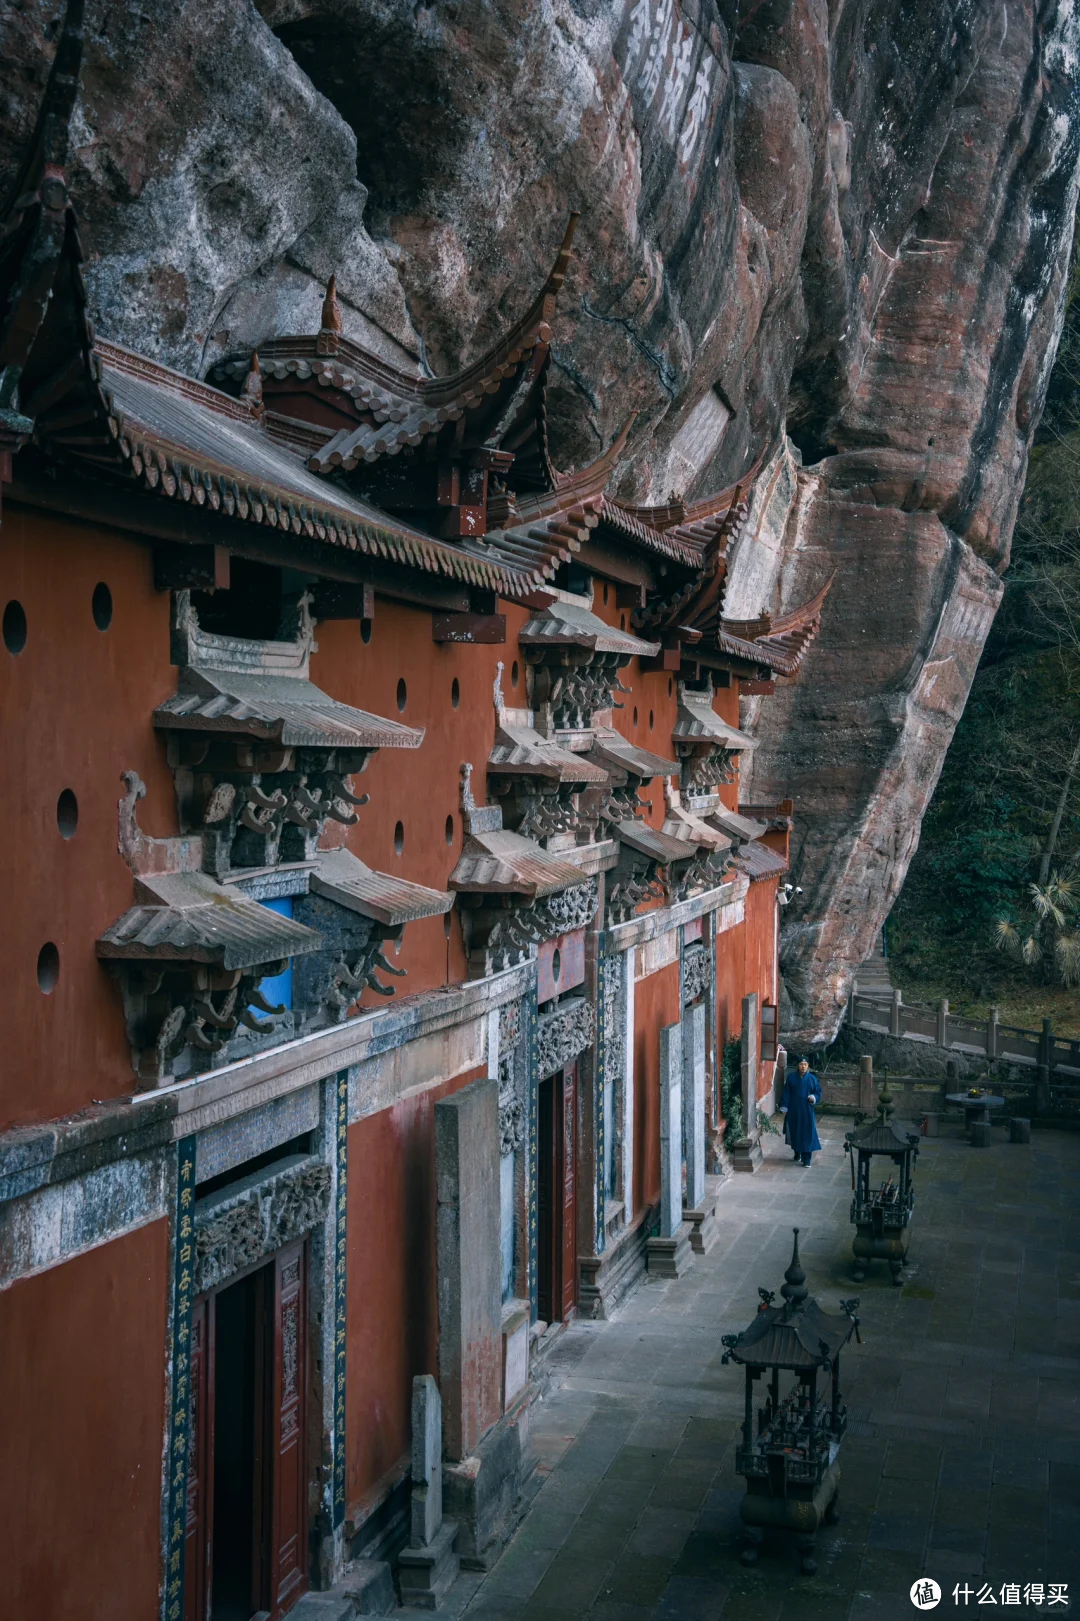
311, 582, 375, 620
153, 543, 230, 592
432, 612, 507, 644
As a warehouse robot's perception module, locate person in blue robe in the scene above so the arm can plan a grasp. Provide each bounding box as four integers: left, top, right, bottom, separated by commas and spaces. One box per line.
781, 1056, 822, 1166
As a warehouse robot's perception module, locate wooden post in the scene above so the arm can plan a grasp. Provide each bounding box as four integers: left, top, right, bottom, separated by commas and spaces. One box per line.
1037, 1018, 1053, 1115
937, 998, 948, 1049
987, 1005, 999, 1059
890, 988, 902, 1039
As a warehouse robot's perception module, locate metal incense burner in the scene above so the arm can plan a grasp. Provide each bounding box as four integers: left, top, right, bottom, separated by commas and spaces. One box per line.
721, 1229, 860, 1575
844, 1075, 920, 1284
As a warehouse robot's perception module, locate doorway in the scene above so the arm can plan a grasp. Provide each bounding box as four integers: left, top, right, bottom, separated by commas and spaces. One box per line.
536, 1063, 577, 1324
185, 1242, 308, 1621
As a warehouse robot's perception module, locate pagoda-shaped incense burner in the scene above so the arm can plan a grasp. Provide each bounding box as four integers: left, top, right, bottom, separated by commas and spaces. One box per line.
844, 1076, 921, 1283
721, 1230, 860, 1574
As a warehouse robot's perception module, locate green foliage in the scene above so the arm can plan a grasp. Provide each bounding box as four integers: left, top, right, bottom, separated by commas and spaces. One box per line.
720, 1037, 743, 1143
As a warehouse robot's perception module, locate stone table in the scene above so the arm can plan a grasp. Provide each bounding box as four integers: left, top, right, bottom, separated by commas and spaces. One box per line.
945, 1092, 1004, 1144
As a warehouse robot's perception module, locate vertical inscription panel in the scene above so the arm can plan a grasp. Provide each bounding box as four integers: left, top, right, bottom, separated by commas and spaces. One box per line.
166, 1136, 197, 1621
332, 1069, 348, 1529
527, 980, 539, 1323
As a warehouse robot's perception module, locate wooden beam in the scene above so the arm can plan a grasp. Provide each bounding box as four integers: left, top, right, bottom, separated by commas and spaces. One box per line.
740, 678, 775, 695
152, 542, 230, 593
576, 539, 656, 590
9, 458, 471, 612
312, 582, 375, 620
432, 612, 507, 644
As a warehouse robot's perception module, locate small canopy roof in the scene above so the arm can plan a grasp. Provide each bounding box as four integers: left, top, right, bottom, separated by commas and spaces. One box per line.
615, 820, 699, 865
489, 721, 609, 784
672, 686, 757, 751
734, 841, 788, 881
706, 805, 769, 843
97, 872, 321, 970
722, 1230, 859, 1371
449, 829, 591, 900
155, 668, 423, 752
310, 848, 452, 927
519, 600, 659, 659
586, 729, 678, 783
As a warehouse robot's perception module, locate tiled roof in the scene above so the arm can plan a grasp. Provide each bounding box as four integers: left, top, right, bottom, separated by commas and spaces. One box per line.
449, 829, 592, 899
615, 821, 698, 865
706, 806, 769, 844
519, 601, 660, 658
733, 841, 789, 882
97, 872, 321, 968
585, 730, 678, 783
672, 688, 757, 751
154, 669, 424, 750
310, 848, 452, 926
489, 723, 609, 783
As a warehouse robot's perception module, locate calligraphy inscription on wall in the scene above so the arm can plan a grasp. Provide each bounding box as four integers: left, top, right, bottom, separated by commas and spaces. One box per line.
619, 0, 719, 172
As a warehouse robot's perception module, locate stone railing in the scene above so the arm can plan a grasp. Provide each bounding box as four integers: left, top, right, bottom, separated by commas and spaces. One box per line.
846, 986, 1080, 1090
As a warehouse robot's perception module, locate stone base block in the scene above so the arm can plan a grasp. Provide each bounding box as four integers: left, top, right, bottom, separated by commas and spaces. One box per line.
969, 1121, 993, 1147
730, 1137, 763, 1173
397, 1520, 460, 1610
290, 1558, 396, 1619
646, 1223, 694, 1279
1010, 1117, 1031, 1143
684, 1202, 718, 1255
443, 1398, 532, 1571
578, 1208, 654, 1320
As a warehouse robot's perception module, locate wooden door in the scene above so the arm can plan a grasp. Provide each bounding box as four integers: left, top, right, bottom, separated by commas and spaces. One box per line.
268, 1243, 308, 1620
559, 1063, 577, 1320
183, 1295, 213, 1621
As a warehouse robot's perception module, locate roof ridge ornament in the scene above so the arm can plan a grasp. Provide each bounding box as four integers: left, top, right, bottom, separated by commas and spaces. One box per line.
241, 351, 264, 419
321, 274, 344, 335
780, 1227, 808, 1312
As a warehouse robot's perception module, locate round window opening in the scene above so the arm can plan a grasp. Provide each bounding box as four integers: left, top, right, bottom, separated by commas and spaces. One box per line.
394, 820, 405, 854
620, 613, 627, 631
444, 912, 453, 940
57, 789, 78, 839
603, 583, 610, 605
445, 814, 454, 846
668, 677, 673, 697
360, 618, 373, 644
633, 706, 639, 727
92, 582, 113, 631
37, 942, 60, 995
451, 677, 460, 709
511, 661, 520, 689
649, 709, 655, 730
3, 599, 27, 655
396, 677, 407, 713
552, 947, 562, 983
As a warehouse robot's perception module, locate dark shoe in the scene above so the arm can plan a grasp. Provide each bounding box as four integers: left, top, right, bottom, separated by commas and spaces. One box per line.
792, 1151, 800, 1161
800, 1156, 811, 1167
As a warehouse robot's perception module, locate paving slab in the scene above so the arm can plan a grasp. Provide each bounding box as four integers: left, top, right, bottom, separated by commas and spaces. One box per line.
393, 1117, 1080, 1620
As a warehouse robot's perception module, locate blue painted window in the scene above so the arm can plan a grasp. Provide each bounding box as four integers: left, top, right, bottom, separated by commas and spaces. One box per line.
257, 897, 293, 1010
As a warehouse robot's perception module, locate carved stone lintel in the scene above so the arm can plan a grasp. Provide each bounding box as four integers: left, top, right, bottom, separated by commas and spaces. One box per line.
682, 945, 711, 1006
498, 1093, 526, 1155
475, 880, 599, 973
194, 1157, 332, 1293
536, 997, 596, 1079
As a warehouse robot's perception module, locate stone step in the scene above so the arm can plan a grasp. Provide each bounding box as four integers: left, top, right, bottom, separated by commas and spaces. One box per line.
286, 1560, 397, 1619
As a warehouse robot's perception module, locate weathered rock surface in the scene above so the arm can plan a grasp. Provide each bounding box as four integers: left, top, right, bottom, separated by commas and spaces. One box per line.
3, 0, 1078, 1041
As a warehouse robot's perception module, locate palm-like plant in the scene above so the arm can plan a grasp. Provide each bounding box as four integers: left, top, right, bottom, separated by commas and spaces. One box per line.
994, 875, 1080, 984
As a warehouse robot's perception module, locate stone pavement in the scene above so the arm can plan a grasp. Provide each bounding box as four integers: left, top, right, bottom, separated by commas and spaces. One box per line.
400, 1115, 1080, 1621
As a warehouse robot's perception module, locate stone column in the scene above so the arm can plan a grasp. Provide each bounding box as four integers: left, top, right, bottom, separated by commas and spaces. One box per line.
731, 991, 763, 1172
857, 1055, 875, 1113
682, 1001, 706, 1212
647, 1020, 693, 1277
621, 948, 635, 1221
682, 1001, 715, 1254
435, 1079, 501, 1462
398, 1374, 460, 1608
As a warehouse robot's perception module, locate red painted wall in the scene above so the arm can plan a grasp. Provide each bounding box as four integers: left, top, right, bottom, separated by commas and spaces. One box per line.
715, 877, 780, 1117
0, 1219, 169, 1620
0, 510, 176, 1129
632, 959, 681, 1214
344, 1063, 485, 1511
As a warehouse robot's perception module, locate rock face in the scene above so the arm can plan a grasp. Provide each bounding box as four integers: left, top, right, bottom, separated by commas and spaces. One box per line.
3, 0, 1078, 1041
